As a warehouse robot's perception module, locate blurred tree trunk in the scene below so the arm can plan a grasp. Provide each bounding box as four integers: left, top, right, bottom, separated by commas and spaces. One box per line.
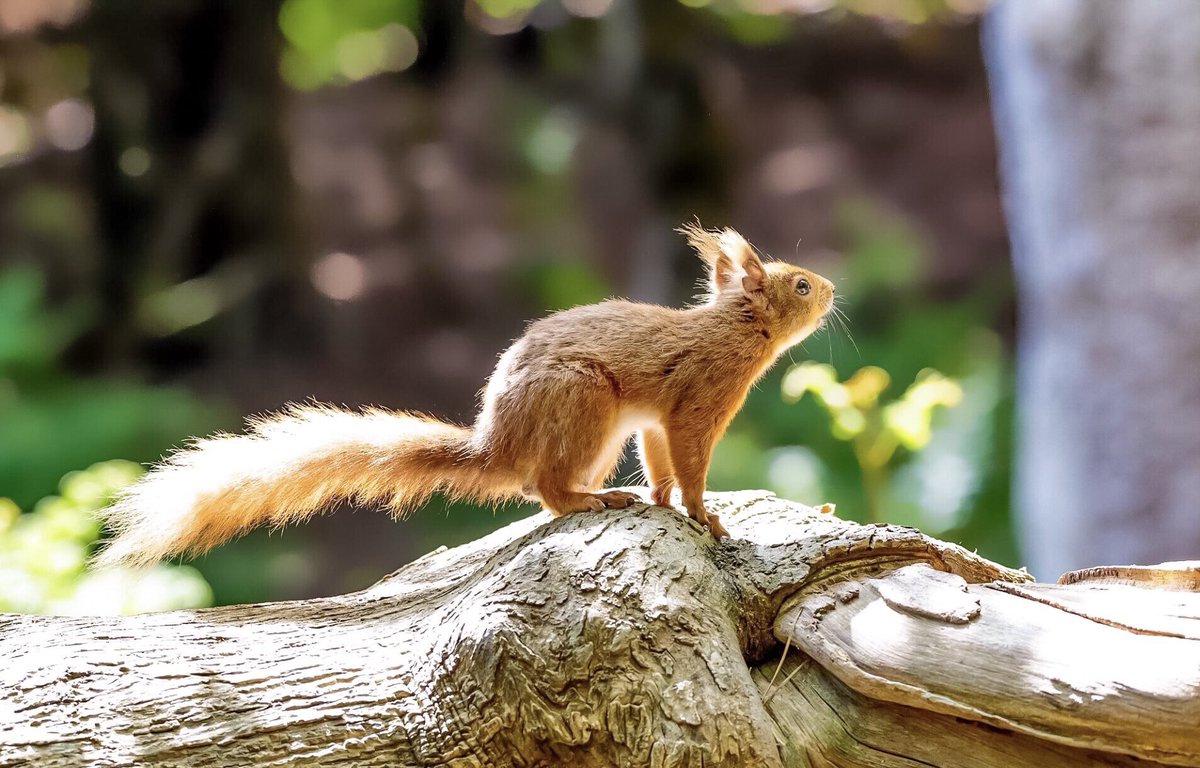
985, 0, 1200, 578
83, 0, 302, 371
4, 492, 1198, 767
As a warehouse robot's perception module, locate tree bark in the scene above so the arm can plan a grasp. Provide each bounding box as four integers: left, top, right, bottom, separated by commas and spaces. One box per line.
2, 491, 1198, 767
984, 0, 1200, 578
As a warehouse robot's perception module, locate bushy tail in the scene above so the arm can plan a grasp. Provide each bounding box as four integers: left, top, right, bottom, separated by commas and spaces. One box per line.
94, 404, 518, 568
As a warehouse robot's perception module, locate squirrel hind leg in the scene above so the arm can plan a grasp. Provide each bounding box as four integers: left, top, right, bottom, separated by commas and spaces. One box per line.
533, 434, 616, 516
512, 363, 639, 515
532, 423, 626, 516
586, 435, 629, 490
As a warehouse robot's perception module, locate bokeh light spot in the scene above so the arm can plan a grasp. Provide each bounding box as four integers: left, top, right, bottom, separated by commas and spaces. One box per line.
118, 147, 151, 177
379, 24, 419, 72
762, 144, 837, 195
563, 0, 614, 18
525, 108, 579, 175
0, 106, 31, 162
312, 252, 367, 301
44, 98, 94, 151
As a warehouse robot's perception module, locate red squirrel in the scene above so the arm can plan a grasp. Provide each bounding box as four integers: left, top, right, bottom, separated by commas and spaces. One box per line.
95, 225, 835, 567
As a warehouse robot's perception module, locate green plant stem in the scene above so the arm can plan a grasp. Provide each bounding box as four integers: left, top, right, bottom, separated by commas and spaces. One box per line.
853, 440, 888, 523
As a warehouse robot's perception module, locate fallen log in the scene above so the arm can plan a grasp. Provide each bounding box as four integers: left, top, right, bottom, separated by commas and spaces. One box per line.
2, 490, 1196, 767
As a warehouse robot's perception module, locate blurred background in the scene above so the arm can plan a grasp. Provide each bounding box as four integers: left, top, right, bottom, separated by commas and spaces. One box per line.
1, 0, 1195, 613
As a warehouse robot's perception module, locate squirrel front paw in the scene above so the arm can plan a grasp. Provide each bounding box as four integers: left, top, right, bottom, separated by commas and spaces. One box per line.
681, 499, 730, 539
703, 513, 729, 539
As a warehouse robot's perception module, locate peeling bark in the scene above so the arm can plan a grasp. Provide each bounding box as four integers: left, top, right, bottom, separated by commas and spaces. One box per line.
2, 491, 1197, 767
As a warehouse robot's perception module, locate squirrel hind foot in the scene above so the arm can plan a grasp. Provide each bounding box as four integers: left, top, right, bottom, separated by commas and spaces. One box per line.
542, 489, 644, 516
592, 490, 643, 509
542, 491, 606, 516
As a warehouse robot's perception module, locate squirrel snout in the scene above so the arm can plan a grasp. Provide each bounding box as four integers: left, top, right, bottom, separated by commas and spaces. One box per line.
819, 277, 836, 311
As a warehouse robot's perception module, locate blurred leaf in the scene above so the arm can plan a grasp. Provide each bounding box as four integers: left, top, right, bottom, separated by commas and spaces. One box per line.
784, 361, 964, 519
889, 333, 1003, 535
781, 361, 838, 402
0, 461, 213, 615
836, 197, 926, 300
515, 259, 611, 311
0, 381, 222, 509
0, 498, 18, 532
719, 9, 792, 44
475, 0, 541, 19
525, 108, 580, 176
844, 365, 890, 408
0, 267, 89, 372
279, 0, 420, 88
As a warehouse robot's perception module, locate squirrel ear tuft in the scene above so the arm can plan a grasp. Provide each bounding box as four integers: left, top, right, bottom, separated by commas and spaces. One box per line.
678, 222, 765, 297
718, 228, 765, 293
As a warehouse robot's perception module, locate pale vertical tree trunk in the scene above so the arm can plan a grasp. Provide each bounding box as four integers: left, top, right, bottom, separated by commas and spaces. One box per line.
985, 0, 1200, 579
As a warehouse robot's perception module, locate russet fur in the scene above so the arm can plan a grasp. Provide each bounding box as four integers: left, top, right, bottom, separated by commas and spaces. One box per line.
96, 225, 835, 567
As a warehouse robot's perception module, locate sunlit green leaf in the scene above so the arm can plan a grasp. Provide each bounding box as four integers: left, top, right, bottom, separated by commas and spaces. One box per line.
278, 0, 420, 88
0, 462, 214, 616
843, 365, 890, 408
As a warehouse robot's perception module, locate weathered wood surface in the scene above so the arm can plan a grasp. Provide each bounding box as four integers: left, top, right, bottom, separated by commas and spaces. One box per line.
2, 490, 1197, 767
776, 563, 1200, 766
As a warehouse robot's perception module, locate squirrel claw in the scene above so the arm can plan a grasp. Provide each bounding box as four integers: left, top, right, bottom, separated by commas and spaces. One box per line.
684, 504, 730, 539
705, 515, 730, 539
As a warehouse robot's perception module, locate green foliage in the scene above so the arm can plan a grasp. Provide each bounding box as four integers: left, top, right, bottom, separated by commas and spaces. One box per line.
782, 362, 962, 521
0, 265, 83, 371
278, 0, 420, 88
700, 3, 794, 45
515, 259, 611, 312
0, 461, 212, 615
475, 0, 542, 20
0, 267, 222, 509
836, 198, 925, 300
680, 0, 982, 36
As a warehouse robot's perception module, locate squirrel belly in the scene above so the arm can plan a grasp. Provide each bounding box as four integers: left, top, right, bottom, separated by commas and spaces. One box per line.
94, 406, 520, 568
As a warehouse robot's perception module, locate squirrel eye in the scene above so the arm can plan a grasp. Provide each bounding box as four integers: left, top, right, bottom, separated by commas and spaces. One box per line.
796, 278, 811, 296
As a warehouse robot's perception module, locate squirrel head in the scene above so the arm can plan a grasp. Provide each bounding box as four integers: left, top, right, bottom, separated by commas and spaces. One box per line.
680, 222, 836, 349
